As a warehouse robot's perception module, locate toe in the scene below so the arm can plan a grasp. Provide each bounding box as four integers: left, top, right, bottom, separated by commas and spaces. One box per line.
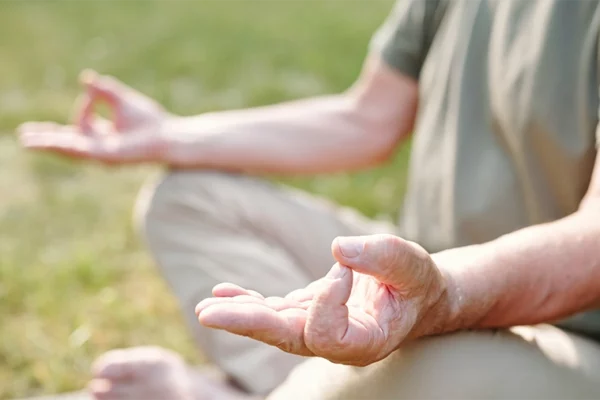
92, 349, 135, 381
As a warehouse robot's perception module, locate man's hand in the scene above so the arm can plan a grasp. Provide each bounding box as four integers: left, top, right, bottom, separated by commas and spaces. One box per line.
18, 70, 170, 165
195, 234, 452, 366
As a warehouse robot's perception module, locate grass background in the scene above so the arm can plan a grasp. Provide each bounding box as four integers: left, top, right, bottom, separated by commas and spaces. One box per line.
0, 1, 412, 398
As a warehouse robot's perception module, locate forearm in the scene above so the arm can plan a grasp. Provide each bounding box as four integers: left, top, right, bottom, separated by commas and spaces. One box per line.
163, 93, 412, 174
434, 207, 600, 333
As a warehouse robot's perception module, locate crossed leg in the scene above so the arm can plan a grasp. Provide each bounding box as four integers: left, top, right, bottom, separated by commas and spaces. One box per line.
269, 324, 600, 399
88, 170, 395, 399
86, 171, 600, 400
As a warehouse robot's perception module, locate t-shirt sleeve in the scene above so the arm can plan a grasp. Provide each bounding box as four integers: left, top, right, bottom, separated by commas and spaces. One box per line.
597, 35, 600, 148
369, 0, 445, 79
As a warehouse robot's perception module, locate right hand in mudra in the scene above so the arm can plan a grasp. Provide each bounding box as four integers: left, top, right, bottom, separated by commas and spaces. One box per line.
196, 234, 453, 366
18, 70, 170, 164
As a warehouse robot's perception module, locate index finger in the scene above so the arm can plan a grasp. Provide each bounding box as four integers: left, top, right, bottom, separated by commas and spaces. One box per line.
198, 302, 313, 356
71, 93, 97, 135
72, 70, 121, 135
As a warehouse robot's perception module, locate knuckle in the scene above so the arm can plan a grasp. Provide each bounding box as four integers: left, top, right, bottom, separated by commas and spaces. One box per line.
375, 235, 430, 270
371, 234, 406, 269
273, 338, 300, 354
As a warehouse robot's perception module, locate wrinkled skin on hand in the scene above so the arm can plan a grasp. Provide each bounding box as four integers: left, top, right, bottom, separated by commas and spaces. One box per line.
18, 70, 169, 164
196, 234, 451, 366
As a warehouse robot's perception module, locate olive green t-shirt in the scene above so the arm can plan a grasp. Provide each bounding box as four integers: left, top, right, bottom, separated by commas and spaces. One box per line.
371, 0, 600, 340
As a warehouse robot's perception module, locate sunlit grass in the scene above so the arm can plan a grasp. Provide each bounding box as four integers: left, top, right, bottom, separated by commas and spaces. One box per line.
0, 1, 410, 398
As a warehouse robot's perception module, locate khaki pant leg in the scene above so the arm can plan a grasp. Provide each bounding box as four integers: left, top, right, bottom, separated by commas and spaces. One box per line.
133, 170, 395, 395
269, 324, 600, 400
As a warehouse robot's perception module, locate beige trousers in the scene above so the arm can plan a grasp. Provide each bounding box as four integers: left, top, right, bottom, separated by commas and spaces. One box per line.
135, 171, 600, 399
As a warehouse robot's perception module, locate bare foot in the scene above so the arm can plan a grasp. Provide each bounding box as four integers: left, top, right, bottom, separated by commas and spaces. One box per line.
88, 346, 255, 400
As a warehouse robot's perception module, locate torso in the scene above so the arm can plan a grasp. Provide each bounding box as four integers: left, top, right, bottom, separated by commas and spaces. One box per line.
401, 0, 599, 252
400, 0, 600, 340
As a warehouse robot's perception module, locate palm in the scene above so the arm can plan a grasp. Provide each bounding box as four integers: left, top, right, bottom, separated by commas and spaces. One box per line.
197, 265, 416, 366
343, 272, 411, 358
197, 235, 446, 366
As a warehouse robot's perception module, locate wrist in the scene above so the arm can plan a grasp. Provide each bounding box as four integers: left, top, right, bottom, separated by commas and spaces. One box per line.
155, 113, 180, 164
412, 261, 461, 339
431, 254, 463, 335
159, 114, 210, 167
412, 248, 479, 340
427, 246, 497, 335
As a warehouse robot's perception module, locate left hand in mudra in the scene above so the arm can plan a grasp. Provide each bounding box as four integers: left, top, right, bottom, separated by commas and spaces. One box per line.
196, 234, 453, 366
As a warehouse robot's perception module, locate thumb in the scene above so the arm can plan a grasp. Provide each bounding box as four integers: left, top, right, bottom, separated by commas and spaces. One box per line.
331, 234, 432, 291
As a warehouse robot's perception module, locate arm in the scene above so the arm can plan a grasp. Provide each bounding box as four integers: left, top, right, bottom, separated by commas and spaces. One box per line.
20, 0, 431, 174
18, 55, 417, 173
165, 55, 418, 173
436, 152, 600, 333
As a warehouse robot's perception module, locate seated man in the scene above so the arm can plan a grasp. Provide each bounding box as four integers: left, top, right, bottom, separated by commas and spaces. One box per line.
18, 0, 600, 399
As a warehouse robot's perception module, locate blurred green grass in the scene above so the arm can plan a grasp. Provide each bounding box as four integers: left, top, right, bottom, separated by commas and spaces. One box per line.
0, 1, 410, 398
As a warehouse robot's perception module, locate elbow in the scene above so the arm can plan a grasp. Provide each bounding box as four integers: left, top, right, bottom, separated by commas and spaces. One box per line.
369, 129, 405, 164
339, 108, 414, 168
342, 111, 407, 167
358, 112, 415, 166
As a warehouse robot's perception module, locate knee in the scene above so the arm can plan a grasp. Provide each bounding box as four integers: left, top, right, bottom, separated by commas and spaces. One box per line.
359, 328, 592, 399
342, 331, 519, 399
133, 171, 185, 244
271, 330, 524, 400
132, 170, 243, 247
347, 332, 501, 399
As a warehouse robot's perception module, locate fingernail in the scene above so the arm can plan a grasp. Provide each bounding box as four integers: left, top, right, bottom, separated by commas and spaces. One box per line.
337, 236, 364, 258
